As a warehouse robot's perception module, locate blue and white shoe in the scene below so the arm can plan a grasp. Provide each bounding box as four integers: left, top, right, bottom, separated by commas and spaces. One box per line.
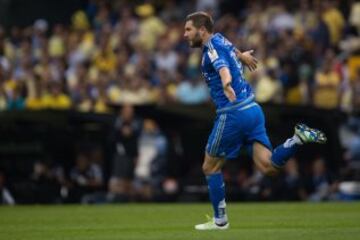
295, 123, 327, 144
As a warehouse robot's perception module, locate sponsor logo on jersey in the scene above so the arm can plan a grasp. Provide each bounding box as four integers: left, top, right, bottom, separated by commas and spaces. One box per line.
207, 49, 219, 62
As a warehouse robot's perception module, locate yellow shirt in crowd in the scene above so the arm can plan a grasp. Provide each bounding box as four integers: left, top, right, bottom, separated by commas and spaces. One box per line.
322, 8, 345, 45
42, 94, 72, 110
314, 71, 340, 109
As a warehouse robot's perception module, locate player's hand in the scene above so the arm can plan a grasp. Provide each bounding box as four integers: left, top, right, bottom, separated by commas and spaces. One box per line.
224, 86, 236, 103
237, 49, 258, 72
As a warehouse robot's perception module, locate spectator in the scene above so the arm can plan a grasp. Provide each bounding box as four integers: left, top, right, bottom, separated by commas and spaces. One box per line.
321, 0, 345, 46
268, 3, 295, 33
306, 157, 336, 201
294, 0, 317, 35
110, 104, 141, 201
196, 0, 218, 16
160, 0, 184, 22
48, 24, 66, 58
255, 68, 283, 103
154, 37, 178, 75
349, 1, 360, 34
135, 3, 166, 51
310, 8, 331, 59
0, 84, 7, 111
29, 161, 62, 203
176, 77, 209, 104
92, 35, 116, 74
134, 119, 168, 200
313, 58, 341, 109
339, 117, 360, 180
6, 84, 25, 110
352, 68, 360, 112
277, 158, 306, 201
0, 171, 15, 205
42, 82, 72, 109
238, 169, 265, 201
68, 153, 103, 202
25, 77, 45, 110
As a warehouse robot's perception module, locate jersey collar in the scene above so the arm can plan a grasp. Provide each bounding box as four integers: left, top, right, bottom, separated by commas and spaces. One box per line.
203, 33, 218, 49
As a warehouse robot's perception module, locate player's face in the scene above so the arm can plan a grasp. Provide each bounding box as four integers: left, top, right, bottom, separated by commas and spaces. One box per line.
184, 20, 202, 48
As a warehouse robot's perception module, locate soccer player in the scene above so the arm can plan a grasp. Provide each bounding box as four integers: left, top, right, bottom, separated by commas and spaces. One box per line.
183, 12, 327, 230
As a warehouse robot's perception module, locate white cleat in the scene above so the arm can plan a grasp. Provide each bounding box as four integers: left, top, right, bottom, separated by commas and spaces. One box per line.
195, 215, 229, 230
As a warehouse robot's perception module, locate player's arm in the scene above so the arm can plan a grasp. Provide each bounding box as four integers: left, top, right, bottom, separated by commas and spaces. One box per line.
235, 49, 258, 72
208, 46, 236, 102
219, 67, 236, 102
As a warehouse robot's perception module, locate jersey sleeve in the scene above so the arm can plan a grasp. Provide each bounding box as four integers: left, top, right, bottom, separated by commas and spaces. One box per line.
207, 44, 230, 72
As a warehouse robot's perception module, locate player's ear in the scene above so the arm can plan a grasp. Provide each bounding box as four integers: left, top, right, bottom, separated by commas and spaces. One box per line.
199, 26, 206, 36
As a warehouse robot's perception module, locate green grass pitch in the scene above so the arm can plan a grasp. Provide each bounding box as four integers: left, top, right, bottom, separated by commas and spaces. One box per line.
0, 202, 359, 240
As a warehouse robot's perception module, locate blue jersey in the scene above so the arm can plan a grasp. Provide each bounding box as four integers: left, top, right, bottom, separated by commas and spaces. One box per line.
201, 33, 254, 111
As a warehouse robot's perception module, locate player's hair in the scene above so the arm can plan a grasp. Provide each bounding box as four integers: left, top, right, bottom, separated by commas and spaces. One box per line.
185, 11, 214, 33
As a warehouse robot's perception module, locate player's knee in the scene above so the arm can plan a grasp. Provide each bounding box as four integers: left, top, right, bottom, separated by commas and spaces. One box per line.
255, 158, 277, 176
260, 161, 278, 176
202, 162, 220, 175
202, 163, 213, 175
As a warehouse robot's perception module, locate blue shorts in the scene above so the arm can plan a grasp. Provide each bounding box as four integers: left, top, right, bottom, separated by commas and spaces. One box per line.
206, 102, 272, 159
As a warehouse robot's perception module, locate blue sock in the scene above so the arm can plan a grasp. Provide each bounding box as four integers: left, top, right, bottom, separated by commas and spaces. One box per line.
206, 173, 227, 224
271, 135, 301, 168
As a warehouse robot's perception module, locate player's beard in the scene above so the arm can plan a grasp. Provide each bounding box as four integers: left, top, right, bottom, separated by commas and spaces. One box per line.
189, 32, 202, 48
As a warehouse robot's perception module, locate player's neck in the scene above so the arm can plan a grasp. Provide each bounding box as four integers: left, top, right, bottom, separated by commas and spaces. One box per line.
202, 33, 214, 47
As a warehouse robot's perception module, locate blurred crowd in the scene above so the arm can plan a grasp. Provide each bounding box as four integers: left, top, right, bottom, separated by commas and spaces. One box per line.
3, 104, 359, 205
1, 0, 360, 204
1, 105, 179, 204
0, 0, 359, 113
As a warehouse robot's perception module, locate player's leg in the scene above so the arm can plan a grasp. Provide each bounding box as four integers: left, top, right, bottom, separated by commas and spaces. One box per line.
195, 153, 229, 230
202, 153, 227, 221
195, 112, 238, 230
252, 142, 279, 176
247, 103, 327, 175
252, 140, 300, 176
252, 123, 327, 175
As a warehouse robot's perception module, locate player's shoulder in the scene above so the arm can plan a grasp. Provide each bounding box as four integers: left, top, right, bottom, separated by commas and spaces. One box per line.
209, 33, 233, 50
206, 33, 224, 51
205, 33, 232, 62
